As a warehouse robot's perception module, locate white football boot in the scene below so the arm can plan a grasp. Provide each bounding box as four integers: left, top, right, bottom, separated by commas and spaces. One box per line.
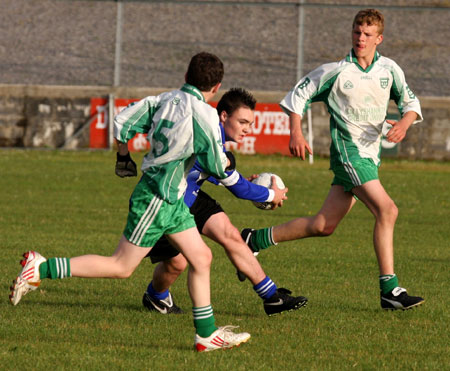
194, 326, 251, 352
10, 251, 47, 306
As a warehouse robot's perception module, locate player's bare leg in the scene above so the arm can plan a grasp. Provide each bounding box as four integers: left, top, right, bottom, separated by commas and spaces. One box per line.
272, 185, 356, 242
152, 254, 188, 292
70, 235, 151, 278
167, 227, 251, 350
353, 179, 423, 309
143, 255, 187, 314
203, 212, 308, 315
166, 227, 212, 307
201, 212, 266, 285
352, 180, 396, 275
10, 237, 150, 305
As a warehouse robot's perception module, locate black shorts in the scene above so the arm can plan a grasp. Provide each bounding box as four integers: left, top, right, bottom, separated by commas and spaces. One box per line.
146, 189, 224, 263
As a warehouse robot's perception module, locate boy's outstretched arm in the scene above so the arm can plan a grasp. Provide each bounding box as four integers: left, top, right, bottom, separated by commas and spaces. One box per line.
289, 112, 312, 160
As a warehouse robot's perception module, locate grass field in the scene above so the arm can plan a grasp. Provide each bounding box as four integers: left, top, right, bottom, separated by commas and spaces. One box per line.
1, 150, 449, 370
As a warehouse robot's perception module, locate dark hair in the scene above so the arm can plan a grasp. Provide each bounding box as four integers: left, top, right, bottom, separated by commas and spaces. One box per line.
216, 88, 256, 117
185, 52, 224, 91
353, 8, 384, 34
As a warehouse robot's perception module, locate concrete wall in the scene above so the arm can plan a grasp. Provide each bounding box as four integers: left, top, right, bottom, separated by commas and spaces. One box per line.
0, 84, 449, 161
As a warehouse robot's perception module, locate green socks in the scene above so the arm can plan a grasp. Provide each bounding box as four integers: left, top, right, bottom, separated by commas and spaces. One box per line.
39, 258, 71, 279
193, 305, 217, 338
379, 274, 398, 294
250, 227, 276, 252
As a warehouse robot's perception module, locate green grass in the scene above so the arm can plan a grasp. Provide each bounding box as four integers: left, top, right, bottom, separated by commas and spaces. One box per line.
1, 150, 449, 370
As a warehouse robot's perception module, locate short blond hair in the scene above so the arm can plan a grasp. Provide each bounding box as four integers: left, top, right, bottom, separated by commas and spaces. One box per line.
353, 9, 384, 35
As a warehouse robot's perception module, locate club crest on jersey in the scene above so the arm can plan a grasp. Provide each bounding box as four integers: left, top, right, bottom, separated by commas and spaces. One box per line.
344, 80, 354, 89
172, 98, 181, 105
380, 77, 389, 89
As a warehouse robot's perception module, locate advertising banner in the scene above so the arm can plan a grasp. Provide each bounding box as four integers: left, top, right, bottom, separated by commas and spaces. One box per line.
90, 97, 150, 152
90, 98, 291, 155
90, 97, 398, 157
225, 103, 290, 156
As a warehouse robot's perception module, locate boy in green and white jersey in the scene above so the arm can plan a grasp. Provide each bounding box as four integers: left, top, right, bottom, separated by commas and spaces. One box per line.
10, 52, 251, 352
114, 83, 229, 206
242, 9, 424, 310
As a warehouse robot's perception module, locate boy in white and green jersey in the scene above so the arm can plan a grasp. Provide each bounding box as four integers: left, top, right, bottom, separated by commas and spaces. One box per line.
114, 83, 230, 247
243, 9, 424, 310
114, 83, 229, 207
283, 48, 422, 173
10, 52, 251, 352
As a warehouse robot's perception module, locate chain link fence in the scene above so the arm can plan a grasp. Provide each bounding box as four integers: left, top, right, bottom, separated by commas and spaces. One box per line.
1, 0, 449, 97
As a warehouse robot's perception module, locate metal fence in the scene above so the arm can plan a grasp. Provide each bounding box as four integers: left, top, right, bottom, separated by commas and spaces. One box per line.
1, 0, 449, 97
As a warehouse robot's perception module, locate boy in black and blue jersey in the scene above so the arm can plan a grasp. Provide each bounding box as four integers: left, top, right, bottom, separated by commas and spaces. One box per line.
143, 88, 307, 317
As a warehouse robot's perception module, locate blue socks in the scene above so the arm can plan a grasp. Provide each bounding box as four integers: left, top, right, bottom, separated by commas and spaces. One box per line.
146, 281, 169, 300
254, 276, 277, 300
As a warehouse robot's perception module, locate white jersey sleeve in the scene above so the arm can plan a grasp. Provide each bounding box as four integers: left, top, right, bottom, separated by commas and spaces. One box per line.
381, 56, 422, 123
114, 94, 166, 142
280, 61, 345, 117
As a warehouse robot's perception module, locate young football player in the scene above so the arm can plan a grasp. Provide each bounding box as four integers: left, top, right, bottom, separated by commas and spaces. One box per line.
10, 52, 252, 352
242, 9, 424, 311
142, 88, 308, 318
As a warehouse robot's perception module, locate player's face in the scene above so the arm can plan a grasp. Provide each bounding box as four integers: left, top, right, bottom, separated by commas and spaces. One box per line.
221, 106, 254, 143
352, 23, 383, 64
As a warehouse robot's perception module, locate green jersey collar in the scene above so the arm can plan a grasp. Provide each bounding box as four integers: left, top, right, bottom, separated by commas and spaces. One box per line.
181, 84, 205, 102
346, 49, 380, 73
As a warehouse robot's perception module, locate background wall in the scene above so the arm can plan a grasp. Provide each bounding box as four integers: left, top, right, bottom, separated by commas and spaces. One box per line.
1, 85, 448, 161
0, 0, 449, 160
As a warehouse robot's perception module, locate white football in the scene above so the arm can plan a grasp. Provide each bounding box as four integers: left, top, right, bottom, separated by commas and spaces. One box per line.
251, 172, 285, 210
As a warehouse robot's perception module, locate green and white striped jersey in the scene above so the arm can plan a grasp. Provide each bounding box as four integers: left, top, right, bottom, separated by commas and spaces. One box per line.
114, 84, 228, 204
281, 50, 423, 166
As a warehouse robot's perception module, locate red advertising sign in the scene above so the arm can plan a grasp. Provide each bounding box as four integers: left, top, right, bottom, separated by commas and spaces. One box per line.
90, 97, 149, 152
226, 103, 290, 156
90, 98, 290, 155
89, 97, 109, 149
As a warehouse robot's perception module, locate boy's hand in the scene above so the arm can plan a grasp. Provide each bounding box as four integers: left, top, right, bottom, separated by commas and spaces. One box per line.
115, 152, 137, 177
289, 112, 312, 160
385, 120, 410, 143
289, 133, 312, 160
270, 175, 288, 209
246, 174, 259, 182
386, 111, 417, 143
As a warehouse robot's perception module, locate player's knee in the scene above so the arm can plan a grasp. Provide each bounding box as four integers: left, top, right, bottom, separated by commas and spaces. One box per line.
391, 202, 398, 221
317, 224, 337, 237
227, 225, 243, 244
381, 200, 398, 223
310, 215, 336, 236
321, 224, 337, 236
190, 246, 212, 272
115, 267, 135, 279
166, 254, 188, 275
214, 223, 242, 249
